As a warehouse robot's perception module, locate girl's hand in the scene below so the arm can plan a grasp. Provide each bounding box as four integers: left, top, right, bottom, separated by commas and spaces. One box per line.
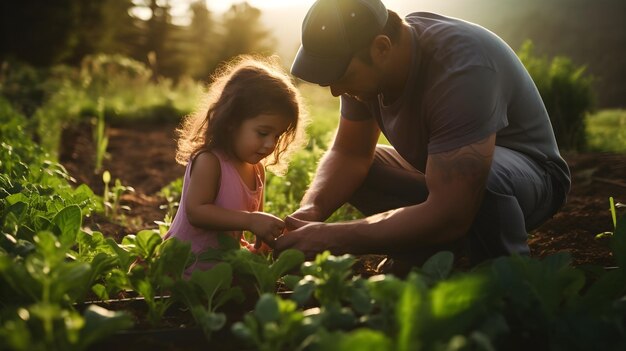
241, 237, 272, 254
248, 212, 285, 248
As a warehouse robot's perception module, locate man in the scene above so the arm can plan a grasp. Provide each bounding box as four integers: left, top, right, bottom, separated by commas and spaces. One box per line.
275, 0, 570, 266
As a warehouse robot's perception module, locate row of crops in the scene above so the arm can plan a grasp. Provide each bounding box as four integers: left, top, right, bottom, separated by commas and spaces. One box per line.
2, 94, 626, 350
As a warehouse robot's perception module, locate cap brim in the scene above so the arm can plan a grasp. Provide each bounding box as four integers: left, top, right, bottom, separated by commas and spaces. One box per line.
290, 45, 352, 86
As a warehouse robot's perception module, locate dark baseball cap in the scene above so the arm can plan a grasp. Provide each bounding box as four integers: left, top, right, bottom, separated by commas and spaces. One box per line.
291, 0, 388, 85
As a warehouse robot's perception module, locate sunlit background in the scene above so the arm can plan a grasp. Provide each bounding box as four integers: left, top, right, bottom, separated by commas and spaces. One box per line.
1, 0, 624, 108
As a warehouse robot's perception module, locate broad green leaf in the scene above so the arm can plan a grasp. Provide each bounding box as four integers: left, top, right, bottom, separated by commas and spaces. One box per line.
28, 302, 63, 322
291, 278, 315, 306
349, 280, 373, 315
255, 293, 280, 324
87, 253, 118, 285
5, 193, 27, 205
580, 269, 626, 311
92, 283, 109, 301
33, 215, 52, 232
282, 274, 302, 290
231, 321, 254, 342
52, 205, 82, 247
318, 329, 392, 351
248, 261, 274, 294
321, 254, 356, 275
214, 286, 245, 309
206, 312, 227, 331
421, 251, 454, 282
269, 249, 305, 280
78, 305, 133, 349
190, 262, 233, 303
33, 231, 64, 264
322, 307, 357, 330
430, 274, 488, 319
397, 274, 428, 351
135, 230, 162, 259
156, 238, 192, 278
51, 261, 91, 302
0, 318, 32, 350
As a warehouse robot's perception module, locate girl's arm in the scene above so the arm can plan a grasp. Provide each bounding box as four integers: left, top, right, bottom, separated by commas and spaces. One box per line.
185, 152, 283, 244
254, 166, 273, 251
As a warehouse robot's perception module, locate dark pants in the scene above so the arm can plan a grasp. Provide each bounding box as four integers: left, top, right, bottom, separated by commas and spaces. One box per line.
349, 145, 565, 266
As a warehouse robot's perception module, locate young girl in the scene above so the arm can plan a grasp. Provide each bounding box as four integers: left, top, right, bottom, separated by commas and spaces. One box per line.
164, 55, 307, 273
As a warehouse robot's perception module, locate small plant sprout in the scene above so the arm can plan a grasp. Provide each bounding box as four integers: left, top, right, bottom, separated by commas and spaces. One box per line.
93, 97, 109, 174
154, 212, 173, 237
102, 170, 135, 223
103, 170, 111, 217
595, 196, 625, 239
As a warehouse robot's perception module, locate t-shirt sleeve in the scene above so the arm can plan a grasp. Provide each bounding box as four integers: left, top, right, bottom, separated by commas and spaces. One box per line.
426, 66, 506, 154
340, 95, 374, 121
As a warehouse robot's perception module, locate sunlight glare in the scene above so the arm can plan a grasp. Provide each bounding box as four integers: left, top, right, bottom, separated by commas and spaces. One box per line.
208, 0, 316, 12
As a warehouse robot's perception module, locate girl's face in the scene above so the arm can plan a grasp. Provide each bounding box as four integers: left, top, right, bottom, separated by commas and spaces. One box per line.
231, 113, 292, 165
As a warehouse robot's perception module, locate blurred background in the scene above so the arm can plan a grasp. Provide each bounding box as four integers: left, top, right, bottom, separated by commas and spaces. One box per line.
1, 0, 624, 107
0, 0, 624, 158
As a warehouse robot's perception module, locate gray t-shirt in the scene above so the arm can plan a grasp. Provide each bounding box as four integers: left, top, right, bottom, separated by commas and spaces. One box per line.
341, 12, 570, 190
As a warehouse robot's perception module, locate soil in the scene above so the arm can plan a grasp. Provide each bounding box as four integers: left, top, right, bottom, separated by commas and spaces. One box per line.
59, 121, 626, 271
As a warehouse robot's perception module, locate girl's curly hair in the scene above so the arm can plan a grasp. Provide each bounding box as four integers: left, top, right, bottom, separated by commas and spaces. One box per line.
175, 55, 308, 175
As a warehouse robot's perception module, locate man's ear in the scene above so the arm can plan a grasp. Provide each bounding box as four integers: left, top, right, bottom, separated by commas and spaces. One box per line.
370, 35, 392, 63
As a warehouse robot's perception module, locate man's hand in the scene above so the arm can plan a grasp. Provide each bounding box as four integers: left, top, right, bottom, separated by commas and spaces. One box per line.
284, 215, 313, 231
274, 222, 330, 260
287, 205, 324, 224
274, 220, 331, 260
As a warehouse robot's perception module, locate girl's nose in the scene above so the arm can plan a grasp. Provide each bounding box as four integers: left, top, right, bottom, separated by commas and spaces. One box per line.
264, 137, 277, 150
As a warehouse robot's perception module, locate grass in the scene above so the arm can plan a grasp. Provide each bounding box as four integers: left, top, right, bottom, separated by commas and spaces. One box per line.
586, 109, 626, 153
298, 83, 340, 148
297, 82, 390, 147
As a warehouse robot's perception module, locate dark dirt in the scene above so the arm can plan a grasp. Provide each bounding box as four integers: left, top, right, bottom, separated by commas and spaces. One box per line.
59, 121, 626, 270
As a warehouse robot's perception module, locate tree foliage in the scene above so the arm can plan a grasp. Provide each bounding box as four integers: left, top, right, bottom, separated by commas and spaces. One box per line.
0, 0, 276, 81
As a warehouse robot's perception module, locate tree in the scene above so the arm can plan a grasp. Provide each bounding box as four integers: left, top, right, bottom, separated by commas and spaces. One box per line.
217, 2, 276, 64
0, 0, 79, 66
186, 0, 218, 80
100, 0, 143, 59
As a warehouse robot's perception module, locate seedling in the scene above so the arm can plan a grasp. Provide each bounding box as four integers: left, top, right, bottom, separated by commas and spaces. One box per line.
93, 97, 108, 174
595, 196, 625, 239
101, 170, 134, 223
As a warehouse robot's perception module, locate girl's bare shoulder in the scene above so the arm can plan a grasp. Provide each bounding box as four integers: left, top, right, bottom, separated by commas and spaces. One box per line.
190, 151, 221, 177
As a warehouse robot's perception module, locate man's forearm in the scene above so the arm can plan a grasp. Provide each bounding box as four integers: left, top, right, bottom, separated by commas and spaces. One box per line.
299, 148, 372, 221
317, 200, 465, 256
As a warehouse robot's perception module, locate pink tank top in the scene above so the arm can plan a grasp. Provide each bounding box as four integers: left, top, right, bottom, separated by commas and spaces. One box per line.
164, 150, 263, 273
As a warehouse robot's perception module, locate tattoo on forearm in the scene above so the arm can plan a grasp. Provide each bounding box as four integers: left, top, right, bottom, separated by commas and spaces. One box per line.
429, 137, 492, 194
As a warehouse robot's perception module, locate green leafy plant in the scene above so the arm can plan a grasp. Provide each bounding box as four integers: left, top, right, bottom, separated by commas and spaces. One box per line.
288, 251, 371, 332
0, 304, 133, 351
101, 170, 134, 223
232, 293, 319, 351
154, 177, 182, 236
518, 40, 595, 151
225, 248, 305, 296
172, 262, 244, 340
124, 231, 193, 325
586, 109, 626, 152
